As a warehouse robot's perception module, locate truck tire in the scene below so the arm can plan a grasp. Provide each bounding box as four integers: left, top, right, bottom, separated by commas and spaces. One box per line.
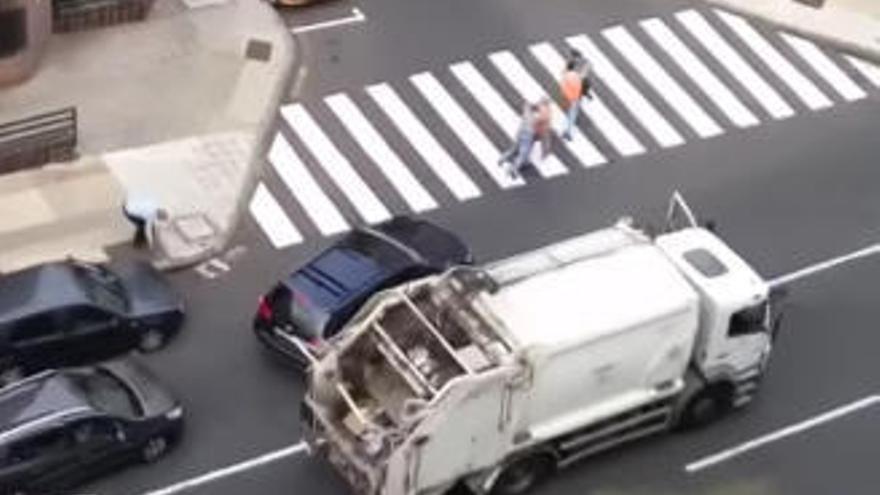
679, 385, 732, 429
491, 455, 553, 495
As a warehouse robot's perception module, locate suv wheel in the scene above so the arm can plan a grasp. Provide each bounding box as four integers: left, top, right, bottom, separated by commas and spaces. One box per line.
139, 329, 166, 352
142, 436, 168, 463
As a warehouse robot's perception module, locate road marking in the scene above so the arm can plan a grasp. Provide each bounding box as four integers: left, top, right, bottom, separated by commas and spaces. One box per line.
281, 104, 391, 225
846, 56, 880, 88
366, 83, 481, 201
325, 93, 438, 212
248, 183, 302, 249
142, 442, 310, 495
641, 18, 759, 128
769, 242, 880, 288
411, 71, 524, 188
685, 395, 880, 473
676, 10, 795, 120
603, 26, 723, 138
290, 7, 366, 35
567, 34, 685, 148
490, 50, 603, 169
268, 134, 349, 236
780, 33, 868, 102
714, 10, 832, 111
529, 42, 646, 156
449, 61, 569, 175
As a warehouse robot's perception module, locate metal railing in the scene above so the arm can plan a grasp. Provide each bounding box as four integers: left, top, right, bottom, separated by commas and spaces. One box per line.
0, 107, 77, 174
53, 0, 155, 33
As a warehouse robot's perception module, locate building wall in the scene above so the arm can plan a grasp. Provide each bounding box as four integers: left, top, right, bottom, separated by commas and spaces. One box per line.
0, 0, 51, 88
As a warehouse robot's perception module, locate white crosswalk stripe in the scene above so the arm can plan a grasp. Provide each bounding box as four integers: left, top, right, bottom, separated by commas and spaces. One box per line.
281, 104, 392, 225
490, 50, 605, 169
714, 10, 832, 111
449, 61, 569, 177
254, 9, 868, 249
410, 72, 524, 188
366, 83, 482, 201
676, 9, 795, 120
249, 182, 302, 249
846, 56, 880, 88
780, 33, 867, 102
640, 18, 760, 128
566, 34, 685, 148
268, 134, 349, 235
603, 25, 723, 138
529, 42, 646, 157
325, 93, 438, 213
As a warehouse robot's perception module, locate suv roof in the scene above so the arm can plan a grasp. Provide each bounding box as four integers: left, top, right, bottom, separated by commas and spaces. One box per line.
0, 372, 92, 442
0, 263, 93, 324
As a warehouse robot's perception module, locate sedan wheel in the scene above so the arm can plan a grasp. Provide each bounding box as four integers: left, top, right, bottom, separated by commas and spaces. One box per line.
142, 436, 168, 463
139, 329, 166, 352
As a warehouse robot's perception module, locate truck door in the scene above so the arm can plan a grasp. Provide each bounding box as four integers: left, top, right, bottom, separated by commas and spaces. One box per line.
717, 302, 772, 372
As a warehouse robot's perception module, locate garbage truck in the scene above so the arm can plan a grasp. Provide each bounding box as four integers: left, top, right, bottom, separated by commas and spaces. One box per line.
300, 194, 784, 495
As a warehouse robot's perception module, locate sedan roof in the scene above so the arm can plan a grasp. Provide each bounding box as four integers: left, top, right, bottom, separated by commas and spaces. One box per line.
0, 372, 91, 440
0, 263, 92, 323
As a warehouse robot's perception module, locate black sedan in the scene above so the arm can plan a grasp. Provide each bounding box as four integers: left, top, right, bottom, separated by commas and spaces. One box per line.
254, 216, 472, 368
0, 259, 184, 377
0, 358, 183, 493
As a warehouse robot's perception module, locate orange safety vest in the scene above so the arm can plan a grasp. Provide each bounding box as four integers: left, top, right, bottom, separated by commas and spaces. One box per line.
560, 70, 583, 104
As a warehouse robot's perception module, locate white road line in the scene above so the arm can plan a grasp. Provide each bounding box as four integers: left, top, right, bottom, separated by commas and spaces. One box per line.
603, 26, 723, 138
529, 42, 646, 156
780, 33, 868, 102
641, 18, 759, 128
449, 61, 569, 177
411, 72, 524, 188
846, 56, 880, 88
490, 50, 604, 169
769, 242, 880, 288
715, 10, 832, 111
685, 395, 880, 473
366, 83, 481, 201
290, 7, 366, 35
268, 134, 349, 236
248, 183, 302, 249
281, 104, 391, 225
325, 93, 438, 212
676, 10, 795, 120
566, 34, 686, 148
143, 442, 309, 495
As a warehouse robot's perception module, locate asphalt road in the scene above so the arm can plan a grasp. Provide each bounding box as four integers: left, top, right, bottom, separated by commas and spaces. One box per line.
86, 0, 880, 494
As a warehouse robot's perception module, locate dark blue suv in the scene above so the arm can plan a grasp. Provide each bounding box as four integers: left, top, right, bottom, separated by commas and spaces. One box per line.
253, 217, 471, 368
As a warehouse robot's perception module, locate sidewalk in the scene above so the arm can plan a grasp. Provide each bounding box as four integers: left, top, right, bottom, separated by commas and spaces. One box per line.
707, 0, 880, 62
0, 0, 295, 273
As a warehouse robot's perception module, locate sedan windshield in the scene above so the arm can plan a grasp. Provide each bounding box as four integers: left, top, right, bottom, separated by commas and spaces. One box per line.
68, 370, 141, 418
73, 264, 128, 313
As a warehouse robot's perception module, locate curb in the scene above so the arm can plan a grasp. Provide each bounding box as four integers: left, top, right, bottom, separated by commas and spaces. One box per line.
155, 4, 300, 271
707, 0, 880, 64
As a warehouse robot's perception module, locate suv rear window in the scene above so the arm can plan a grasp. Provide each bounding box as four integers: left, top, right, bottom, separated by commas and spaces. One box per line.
683, 248, 728, 278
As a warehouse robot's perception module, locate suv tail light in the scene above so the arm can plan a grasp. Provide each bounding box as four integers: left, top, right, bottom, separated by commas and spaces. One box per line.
257, 296, 273, 321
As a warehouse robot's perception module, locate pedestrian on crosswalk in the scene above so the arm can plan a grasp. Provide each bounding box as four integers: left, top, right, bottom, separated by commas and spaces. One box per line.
497, 98, 552, 178
561, 48, 594, 141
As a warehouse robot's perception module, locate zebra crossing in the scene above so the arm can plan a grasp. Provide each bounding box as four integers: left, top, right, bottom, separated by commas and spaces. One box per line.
250, 8, 880, 250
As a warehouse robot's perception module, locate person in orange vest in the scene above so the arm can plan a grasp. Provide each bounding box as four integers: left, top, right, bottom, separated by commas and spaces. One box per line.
498, 98, 552, 179
561, 49, 594, 141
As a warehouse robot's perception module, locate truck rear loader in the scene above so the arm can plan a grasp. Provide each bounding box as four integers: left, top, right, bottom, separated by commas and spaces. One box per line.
301, 200, 782, 495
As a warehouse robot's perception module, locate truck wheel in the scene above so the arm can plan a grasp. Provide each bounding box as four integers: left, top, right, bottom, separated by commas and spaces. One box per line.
680, 386, 732, 429
492, 455, 553, 495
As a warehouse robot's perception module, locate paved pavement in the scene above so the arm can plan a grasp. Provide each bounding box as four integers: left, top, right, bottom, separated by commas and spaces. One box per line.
83, 0, 880, 494
707, 0, 880, 62
0, 0, 295, 273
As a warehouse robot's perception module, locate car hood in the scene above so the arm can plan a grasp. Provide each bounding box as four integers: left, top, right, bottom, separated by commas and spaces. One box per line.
99, 358, 179, 418
113, 261, 183, 318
